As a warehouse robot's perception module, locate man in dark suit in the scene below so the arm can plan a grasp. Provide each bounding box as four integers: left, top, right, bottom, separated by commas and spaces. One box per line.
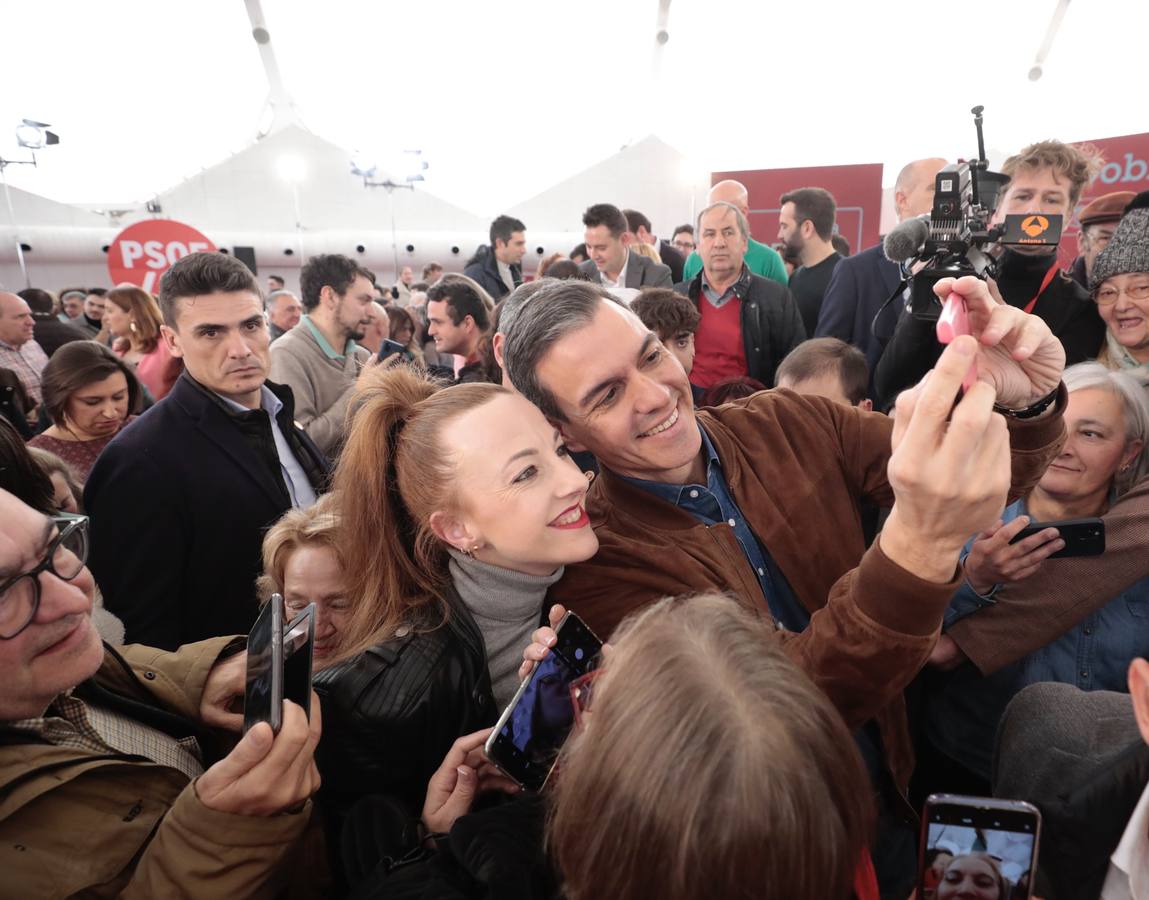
623, 208, 685, 283
815, 157, 948, 391
463, 215, 527, 301
85, 252, 328, 649
578, 203, 672, 290
18, 289, 88, 357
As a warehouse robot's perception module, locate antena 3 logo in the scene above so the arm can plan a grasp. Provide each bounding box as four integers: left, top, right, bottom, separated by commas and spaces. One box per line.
1098, 152, 1149, 186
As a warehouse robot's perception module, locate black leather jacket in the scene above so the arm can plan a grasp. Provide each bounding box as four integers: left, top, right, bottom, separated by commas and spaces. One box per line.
674, 265, 807, 387
314, 590, 496, 823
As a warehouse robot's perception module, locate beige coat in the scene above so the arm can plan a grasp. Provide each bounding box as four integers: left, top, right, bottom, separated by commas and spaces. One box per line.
0, 638, 314, 898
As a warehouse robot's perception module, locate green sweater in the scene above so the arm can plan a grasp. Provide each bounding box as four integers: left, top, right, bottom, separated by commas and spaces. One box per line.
682, 237, 789, 286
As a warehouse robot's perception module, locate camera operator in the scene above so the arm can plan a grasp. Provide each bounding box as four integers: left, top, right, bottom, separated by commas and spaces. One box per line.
874, 140, 1106, 408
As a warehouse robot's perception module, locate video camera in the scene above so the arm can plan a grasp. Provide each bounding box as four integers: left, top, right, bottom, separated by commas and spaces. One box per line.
886, 106, 1063, 322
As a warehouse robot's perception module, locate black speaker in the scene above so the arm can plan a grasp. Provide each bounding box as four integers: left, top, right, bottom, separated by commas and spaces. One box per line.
233, 245, 258, 274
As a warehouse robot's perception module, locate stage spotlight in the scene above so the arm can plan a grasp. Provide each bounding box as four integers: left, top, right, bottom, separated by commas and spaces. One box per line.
15, 119, 59, 150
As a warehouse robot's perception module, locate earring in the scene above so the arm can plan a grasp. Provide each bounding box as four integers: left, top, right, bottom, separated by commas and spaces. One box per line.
461, 542, 482, 558
129, 321, 138, 333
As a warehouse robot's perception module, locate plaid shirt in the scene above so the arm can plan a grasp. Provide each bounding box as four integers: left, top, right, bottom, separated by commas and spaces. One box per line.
0, 338, 49, 404
7, 692, 204, 781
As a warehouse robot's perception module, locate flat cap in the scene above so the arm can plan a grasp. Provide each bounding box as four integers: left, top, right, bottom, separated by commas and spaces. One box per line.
1079, 190, 1137, 228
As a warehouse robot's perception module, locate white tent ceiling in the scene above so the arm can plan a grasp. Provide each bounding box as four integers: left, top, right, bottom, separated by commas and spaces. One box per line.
2, 0, 1147, 219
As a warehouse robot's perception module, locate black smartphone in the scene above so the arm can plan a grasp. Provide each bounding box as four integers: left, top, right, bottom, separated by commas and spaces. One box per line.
1009, 516, 1104, 558
919, 794, 1041, 899
244, 594, 284, 734
485, 612, 602, 792
377, 338, 407, 362
282, 604, 315, 720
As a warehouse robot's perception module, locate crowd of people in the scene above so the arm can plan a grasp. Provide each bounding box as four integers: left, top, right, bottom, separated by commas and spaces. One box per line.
2, 135, 1149, 899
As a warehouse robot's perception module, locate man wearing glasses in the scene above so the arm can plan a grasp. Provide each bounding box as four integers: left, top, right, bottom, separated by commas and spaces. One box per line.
0, 490, 323, 896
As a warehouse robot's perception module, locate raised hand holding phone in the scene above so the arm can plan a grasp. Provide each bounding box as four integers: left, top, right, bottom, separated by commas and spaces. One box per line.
935, 275, 1064, 409
880, 336, 1014, 583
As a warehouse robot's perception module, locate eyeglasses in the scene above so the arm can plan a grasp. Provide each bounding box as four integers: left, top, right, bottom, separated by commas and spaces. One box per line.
0, 514, 89, 640
569, 668, 601, 728
1093, 282, 1149, 306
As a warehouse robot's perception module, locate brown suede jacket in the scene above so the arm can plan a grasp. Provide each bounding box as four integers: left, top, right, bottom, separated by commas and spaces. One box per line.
550, 387, 1067, 790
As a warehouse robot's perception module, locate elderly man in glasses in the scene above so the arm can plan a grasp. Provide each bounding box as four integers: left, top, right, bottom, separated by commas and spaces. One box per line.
0, 489, 324, 897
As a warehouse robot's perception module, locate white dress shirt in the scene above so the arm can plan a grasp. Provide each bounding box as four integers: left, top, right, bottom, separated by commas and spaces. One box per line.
1102, 779, 1149, 899
600, 249, 630, 290
218, 385, 318, 509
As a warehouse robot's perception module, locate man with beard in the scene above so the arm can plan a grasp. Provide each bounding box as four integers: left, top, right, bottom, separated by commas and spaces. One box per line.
85, 252, 328, 648
875, 140, 1106, 407
778, 187, 843, 336
270, 253, 378, 457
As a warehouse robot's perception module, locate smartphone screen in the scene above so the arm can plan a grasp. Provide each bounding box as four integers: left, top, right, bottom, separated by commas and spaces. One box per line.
377, 339, 407, 363
485, 612, 601, 791
244, 595, 284, 734
283, 604, 315, 720
920, 794, 1040, 899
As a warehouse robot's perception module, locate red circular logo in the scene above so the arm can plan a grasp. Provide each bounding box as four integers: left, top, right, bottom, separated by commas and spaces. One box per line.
107, 219, 217, 294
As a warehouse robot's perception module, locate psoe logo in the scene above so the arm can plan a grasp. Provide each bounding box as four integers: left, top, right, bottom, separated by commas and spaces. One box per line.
1022, 215, 1050, 237
1098, 152, 1149, 185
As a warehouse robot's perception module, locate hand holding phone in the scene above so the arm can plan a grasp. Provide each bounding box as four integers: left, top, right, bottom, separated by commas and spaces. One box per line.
486, 612, 602, 791
963, 516, 1067, 594
244, 597, 316, 734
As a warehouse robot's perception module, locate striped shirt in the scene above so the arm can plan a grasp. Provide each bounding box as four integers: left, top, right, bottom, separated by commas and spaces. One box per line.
0, 338, 49, 404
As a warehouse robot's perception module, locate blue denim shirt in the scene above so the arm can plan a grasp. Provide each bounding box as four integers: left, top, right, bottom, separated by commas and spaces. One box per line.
927, 498, 1149, 778
618, 426, 810, 632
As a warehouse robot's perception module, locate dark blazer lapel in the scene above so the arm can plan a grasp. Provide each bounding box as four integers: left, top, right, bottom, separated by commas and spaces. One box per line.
626, 253, 644, 289
168, 378, 289, 509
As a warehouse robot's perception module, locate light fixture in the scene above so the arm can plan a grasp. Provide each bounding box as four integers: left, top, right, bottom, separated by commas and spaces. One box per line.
15, 119, 59, 151
350, 151, 377, 179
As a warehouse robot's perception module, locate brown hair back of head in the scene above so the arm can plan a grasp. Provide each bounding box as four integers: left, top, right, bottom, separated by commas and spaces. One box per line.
333, 364, 507, 661
549, 593, 873, 900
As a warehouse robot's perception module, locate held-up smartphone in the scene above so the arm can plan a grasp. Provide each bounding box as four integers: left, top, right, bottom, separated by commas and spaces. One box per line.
1009, 516, 1104, 558
919, 794, 1041, 899
377, 338, 407, 363
282, 604, 316, 720
485, 612, 602, 792
244, 594, 285, 734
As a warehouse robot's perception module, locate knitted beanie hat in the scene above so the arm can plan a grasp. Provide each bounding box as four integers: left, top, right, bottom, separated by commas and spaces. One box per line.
1091, 191, 1149, 291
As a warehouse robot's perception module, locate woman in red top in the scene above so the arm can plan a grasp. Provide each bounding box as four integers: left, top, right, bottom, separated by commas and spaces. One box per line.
104, 285, 181, 400
29, 341, 142, 483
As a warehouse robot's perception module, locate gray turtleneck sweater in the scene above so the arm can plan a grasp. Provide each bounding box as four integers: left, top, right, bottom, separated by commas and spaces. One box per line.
447, 548, 564, 708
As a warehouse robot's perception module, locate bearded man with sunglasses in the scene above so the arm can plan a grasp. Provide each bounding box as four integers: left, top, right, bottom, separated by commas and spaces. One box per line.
0, 489, 323, 897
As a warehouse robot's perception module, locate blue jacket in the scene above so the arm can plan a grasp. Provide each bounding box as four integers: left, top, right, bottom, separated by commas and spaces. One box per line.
926, 498, 1149, 778
814, 242, 902, 389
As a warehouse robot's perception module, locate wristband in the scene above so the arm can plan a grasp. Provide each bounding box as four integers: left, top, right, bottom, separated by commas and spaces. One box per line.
993, 386, 1059, 420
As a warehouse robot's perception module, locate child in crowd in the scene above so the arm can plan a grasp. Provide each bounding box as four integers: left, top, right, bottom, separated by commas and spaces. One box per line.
630, 287, 704, 405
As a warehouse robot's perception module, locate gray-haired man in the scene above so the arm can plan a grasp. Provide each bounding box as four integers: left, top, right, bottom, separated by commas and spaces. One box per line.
266, 289, 302, 342
674, 201, 805, 389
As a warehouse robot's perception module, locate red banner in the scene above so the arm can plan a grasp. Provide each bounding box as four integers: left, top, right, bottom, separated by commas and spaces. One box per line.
710, 163, 884, 257
108, 219, 217, 294
1063, 131, 1149, 266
